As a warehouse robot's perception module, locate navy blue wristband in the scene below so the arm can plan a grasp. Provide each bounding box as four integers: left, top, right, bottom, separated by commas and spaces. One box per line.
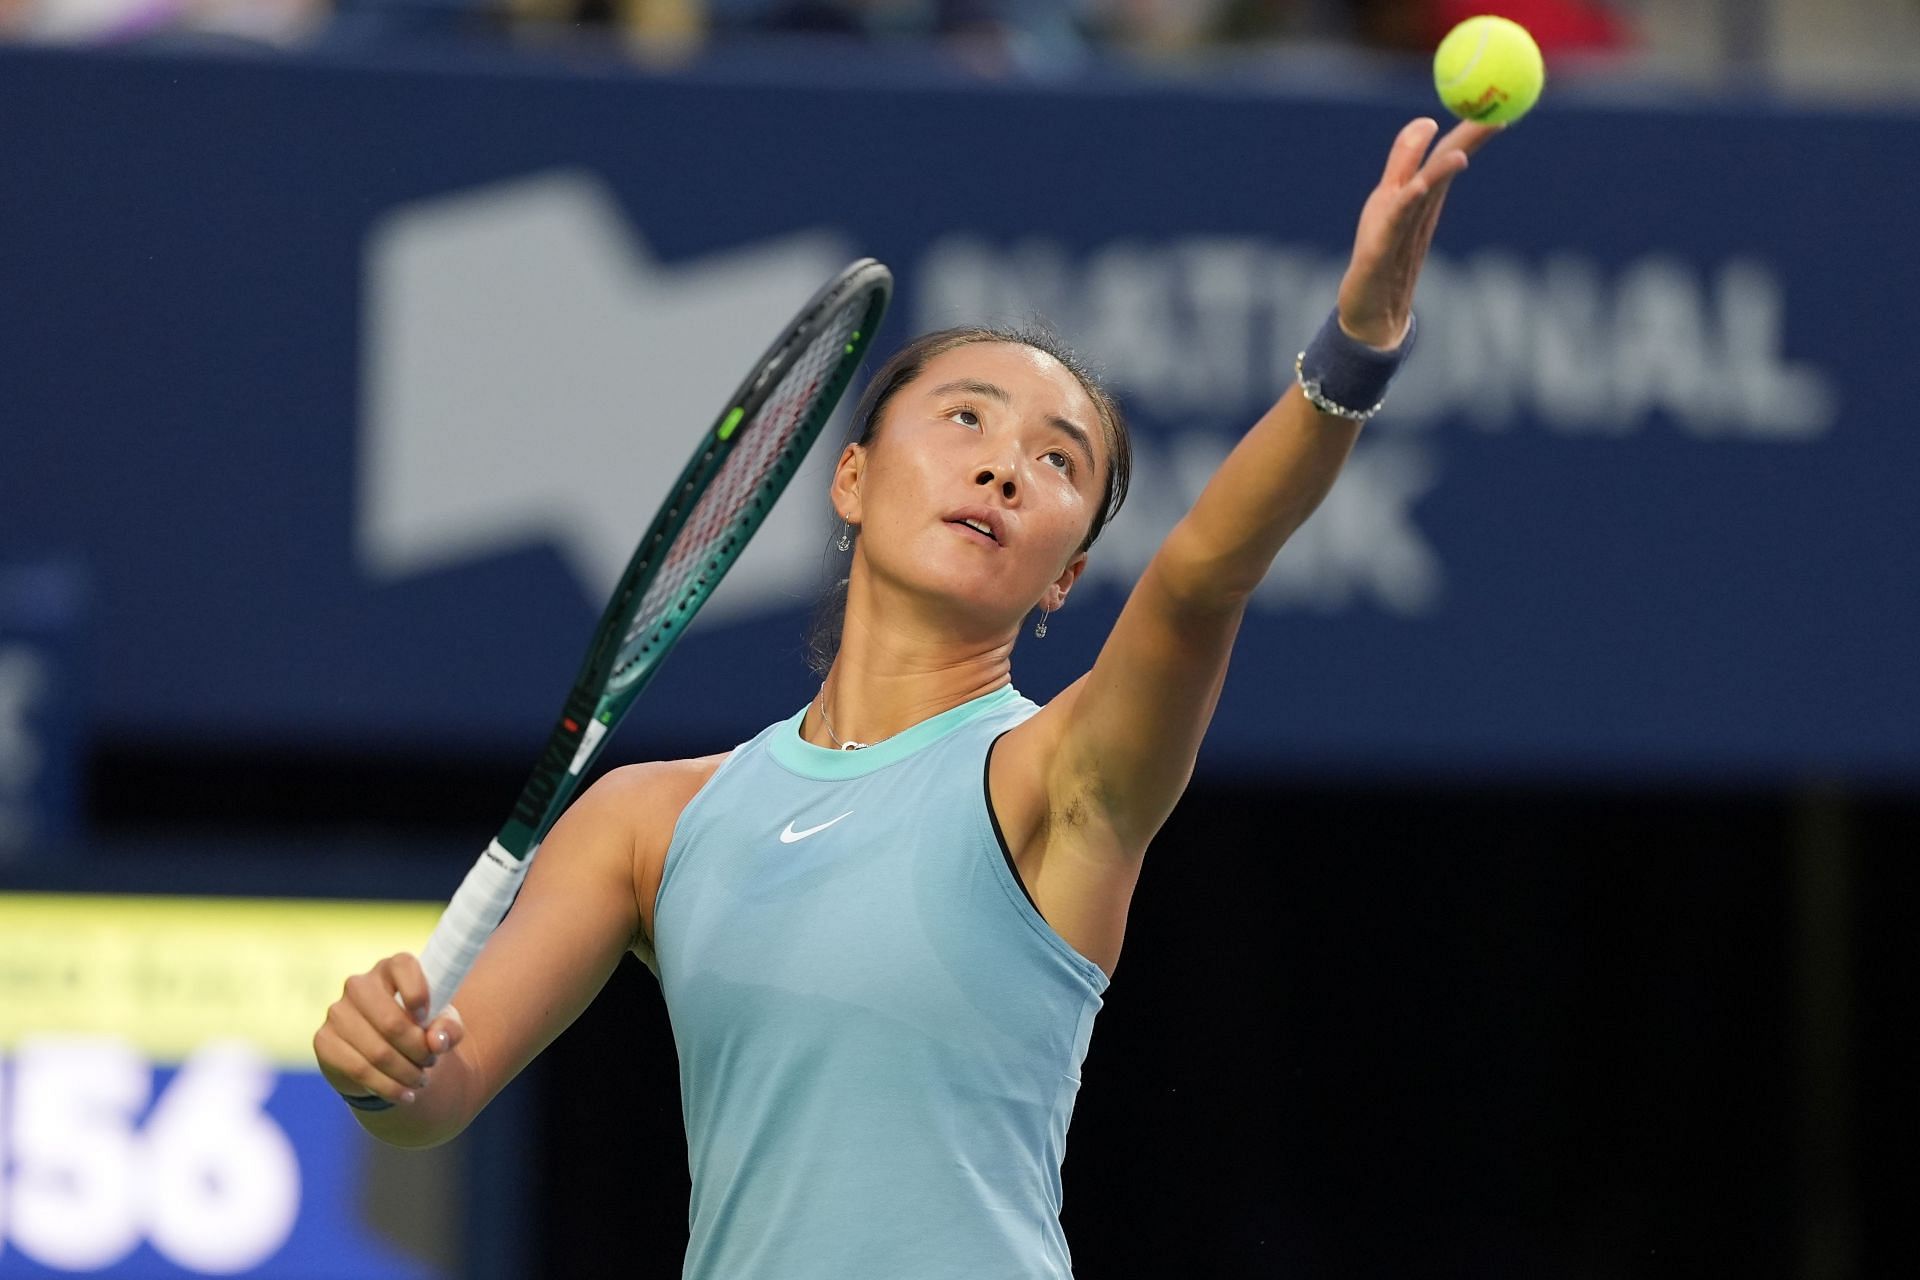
1295, 308, 1416, 421
340, 1091, 395, 1112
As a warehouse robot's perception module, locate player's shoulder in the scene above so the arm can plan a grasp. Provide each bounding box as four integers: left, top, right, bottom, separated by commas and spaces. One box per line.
589, 753, 731, 816
596, 757, 733, 949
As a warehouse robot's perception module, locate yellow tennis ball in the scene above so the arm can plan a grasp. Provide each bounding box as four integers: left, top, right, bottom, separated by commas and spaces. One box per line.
1434, 15, 1545, 124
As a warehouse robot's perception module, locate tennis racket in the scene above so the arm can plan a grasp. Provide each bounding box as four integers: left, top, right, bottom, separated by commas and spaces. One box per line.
415, 258, 893, 1018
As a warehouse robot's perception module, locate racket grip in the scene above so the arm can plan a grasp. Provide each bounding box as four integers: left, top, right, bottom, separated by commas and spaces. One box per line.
418, 839, 532, 1021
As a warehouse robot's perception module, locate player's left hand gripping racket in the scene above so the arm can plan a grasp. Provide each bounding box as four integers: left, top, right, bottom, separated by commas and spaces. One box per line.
416, 259, 892, 1019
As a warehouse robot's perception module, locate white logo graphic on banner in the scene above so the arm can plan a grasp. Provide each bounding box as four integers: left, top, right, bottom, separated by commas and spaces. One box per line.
360, 171, 852, 626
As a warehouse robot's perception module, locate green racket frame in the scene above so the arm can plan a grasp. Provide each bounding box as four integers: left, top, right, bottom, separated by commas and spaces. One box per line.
500, 258, 890, 858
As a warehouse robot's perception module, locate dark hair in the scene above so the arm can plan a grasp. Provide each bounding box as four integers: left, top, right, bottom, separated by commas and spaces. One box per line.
805, 325, 1133, 676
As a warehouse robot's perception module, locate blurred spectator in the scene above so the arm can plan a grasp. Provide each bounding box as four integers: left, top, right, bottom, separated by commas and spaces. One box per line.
0, 0, 1639, 64
0, 0, 325, 43
700, 0, 1093, 71
1089, 0, 1235, 53
1351, 0, 1632, 53
1207, 0, 1313, 45
1086, 0, 1629, 60
509, 0, 704, 57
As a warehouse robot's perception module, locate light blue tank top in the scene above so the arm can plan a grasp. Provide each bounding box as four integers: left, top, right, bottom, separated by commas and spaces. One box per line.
652, 684, 1109, 1279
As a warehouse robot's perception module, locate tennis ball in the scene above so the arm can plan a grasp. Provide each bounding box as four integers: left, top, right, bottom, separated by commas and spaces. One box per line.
1434, 15, 1545, 124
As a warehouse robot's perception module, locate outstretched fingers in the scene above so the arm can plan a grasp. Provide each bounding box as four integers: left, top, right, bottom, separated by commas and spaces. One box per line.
1414, 121, 1500, 197
1338, 116, 1503, 345
1402, 120, 1501, 242
1379, 117, 1443, 190
1444, 119, 1505, 159
1394, 119, 1500, 200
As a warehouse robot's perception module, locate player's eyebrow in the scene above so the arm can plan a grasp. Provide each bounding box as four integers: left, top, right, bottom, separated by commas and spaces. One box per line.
927, 379, 1098, 478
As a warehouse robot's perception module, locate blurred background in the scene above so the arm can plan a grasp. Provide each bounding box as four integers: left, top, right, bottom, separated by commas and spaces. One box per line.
2, 1, 1916, 1276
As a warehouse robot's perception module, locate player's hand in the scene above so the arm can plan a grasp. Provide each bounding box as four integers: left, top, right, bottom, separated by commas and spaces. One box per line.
312, 952, 465, 1106
1336, 117, 1501, 349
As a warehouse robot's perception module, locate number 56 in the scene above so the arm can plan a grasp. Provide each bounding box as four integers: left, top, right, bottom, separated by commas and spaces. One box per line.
2, 1038, 300, 1272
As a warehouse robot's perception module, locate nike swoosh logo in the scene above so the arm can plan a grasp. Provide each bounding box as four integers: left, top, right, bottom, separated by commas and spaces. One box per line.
779, 811, 854, 844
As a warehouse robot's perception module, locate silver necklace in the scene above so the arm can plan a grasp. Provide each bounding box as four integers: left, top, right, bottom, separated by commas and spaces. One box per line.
814, 683, 874, 751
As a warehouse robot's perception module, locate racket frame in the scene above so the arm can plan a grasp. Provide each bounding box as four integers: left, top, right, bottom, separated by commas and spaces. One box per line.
496, 258, 892, 860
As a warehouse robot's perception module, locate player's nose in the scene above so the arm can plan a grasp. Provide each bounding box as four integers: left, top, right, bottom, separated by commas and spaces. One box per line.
974, 466, 1017, 501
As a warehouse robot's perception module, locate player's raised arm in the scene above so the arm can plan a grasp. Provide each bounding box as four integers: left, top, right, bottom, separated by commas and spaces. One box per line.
312, 765, 661, 1148
1050, 119, 1501, 847
1164, 119, 1499, 595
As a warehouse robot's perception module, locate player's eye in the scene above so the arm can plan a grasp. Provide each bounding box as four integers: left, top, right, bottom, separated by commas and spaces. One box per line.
947, 407, 981, 429
1044, 449, 1073, 474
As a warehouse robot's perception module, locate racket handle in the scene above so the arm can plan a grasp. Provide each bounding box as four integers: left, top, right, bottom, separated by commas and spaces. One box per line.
418, 839, 532, 1021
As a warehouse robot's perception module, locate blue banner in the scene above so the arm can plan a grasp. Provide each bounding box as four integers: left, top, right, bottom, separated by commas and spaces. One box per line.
2, 46, 1913, 781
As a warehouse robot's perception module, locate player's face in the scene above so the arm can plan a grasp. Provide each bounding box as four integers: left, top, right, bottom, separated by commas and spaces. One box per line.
849, 342, 1103, 630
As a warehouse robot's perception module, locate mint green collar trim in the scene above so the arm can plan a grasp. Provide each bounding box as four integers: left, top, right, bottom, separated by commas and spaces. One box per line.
767, 683, 1023, 780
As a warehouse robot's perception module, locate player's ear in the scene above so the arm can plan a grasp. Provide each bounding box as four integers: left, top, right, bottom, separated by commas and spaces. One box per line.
830, 442, 866, 524
1043, 552, 1088, 612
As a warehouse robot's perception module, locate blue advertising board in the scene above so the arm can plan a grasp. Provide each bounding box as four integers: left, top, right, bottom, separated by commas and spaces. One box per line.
1, 46, 1914, 782
0, 893, 471, 1279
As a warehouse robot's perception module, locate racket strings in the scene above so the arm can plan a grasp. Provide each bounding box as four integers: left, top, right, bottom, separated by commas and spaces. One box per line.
613, 297, 867, 673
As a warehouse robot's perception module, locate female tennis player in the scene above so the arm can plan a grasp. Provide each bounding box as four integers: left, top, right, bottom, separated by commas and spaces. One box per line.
315, 117, 1498, 1277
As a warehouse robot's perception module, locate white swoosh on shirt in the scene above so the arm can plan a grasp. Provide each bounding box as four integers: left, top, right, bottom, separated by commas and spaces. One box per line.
779, 811, 854, 844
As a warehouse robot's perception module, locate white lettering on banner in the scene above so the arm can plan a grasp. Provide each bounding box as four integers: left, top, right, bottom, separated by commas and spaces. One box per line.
915, 236, 1838, 439
913, 236, 1833, 619
1074, 435, 1443, 617
0, 1040, 300, 1272
1259, 443, 1443, 615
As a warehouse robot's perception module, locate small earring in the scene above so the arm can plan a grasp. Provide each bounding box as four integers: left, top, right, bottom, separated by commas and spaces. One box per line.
836, 523, 852, 552
1034, 605, 1051, 639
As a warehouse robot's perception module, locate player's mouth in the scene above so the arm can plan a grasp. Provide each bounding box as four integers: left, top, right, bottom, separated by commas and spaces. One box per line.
943, 507, 1004, 547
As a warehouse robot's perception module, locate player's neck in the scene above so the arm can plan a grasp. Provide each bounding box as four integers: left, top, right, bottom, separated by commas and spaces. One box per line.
807, 595, 1014, 750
